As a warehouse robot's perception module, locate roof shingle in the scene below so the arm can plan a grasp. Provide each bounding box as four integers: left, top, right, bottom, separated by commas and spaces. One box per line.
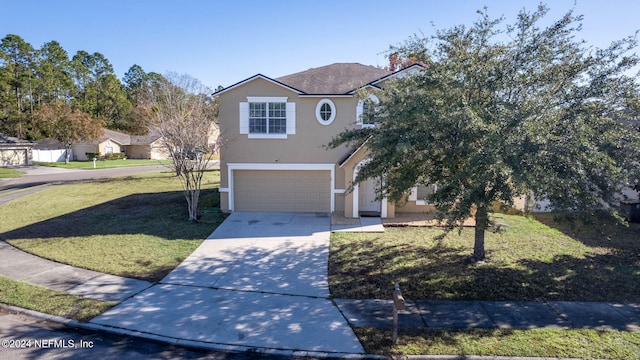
275, 63, 391, 94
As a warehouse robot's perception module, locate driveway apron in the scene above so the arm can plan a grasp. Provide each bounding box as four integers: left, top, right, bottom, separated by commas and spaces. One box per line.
91, 212, 364, 354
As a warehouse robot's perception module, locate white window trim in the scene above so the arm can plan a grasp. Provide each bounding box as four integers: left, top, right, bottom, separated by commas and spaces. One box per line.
315, 99, 336, 125
226, 163, 336, 212
247, 96, 288, 103
356, 94, 379, 128
409, 184, 438, 205
240, 97, 295, 139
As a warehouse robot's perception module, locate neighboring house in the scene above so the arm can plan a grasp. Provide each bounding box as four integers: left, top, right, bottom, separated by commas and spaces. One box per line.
78, 128, 174, 161
73, 128, 130, 161
215, 62, 427, 218
127, 130, 169, 160
0, 134, 34, 167
38, 128, 173, 161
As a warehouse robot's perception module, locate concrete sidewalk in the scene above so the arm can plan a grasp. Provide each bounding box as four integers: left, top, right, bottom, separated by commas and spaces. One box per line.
0, 241, 152, 302
336, 299, 640, 332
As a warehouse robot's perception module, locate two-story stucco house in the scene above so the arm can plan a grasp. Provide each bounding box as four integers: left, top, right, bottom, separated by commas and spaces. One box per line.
215, 62, 431, 218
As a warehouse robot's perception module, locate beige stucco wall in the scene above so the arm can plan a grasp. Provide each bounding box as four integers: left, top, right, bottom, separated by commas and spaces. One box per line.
217, 75, 438, 216
98, 139, 125, 156
72, 144, 98, 160
149, 142, 170, 160
218, 77, 358, 212
126, 145, 150, 159
219, 78, 354, 165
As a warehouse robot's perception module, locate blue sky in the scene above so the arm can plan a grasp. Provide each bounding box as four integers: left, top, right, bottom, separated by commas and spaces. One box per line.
2, 1, 639, 89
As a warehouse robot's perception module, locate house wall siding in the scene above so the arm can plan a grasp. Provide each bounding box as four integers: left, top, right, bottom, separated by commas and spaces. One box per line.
218, 77, 356, 209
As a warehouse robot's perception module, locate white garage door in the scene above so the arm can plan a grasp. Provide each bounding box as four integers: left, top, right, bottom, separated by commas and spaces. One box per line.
0, 149, 27, 166
234, 170, 331, 212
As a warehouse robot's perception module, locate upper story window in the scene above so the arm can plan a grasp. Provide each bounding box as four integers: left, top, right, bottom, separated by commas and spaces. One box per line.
356, 94, 379, 128
315, 99, 336, 125
249, 102, 286, 134
240, 97, 296, 139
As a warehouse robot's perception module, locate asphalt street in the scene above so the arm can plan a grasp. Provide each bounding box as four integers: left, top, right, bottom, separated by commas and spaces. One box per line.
0, 165, 170, 205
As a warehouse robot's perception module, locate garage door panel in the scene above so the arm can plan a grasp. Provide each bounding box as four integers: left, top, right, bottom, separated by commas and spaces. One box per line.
234, 170, 330, 212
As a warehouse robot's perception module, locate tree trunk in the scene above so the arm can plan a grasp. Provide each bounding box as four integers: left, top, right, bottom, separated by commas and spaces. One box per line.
64, 145, 71, 164
473, 205, 488, 262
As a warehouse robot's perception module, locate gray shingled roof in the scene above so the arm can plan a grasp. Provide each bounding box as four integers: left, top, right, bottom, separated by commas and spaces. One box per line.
275, 63, 391, 94
100, 128, 131, 145
130, 130, 162, 145
0, 134, 34, 146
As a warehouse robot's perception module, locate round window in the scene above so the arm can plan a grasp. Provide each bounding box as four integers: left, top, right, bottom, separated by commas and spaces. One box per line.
316, 99, 336, 125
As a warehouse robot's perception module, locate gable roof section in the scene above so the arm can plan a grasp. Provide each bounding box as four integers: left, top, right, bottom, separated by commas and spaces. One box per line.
212, 74, 304, 97
130, 130, 162, 145
276, 63, 392, 95
100, 128, 131, 145
213, 63, 424, 97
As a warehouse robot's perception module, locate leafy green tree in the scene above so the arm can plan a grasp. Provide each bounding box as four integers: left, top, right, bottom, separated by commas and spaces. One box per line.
329, 5, 640, 262
32, 101, 103, 164
123, 64, 147, 104
35, 40, 74, 103
0, 34, 37, 138
0, 34, 36, 112
70, 51, 131, 130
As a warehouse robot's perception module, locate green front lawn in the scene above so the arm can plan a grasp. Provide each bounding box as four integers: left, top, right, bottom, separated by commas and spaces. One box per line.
0, 276, 115, 322
357, 328, 640, 359
330, 213, 640, 302
333, 214, 639, 358
0, 167, 24, 178
0, 171, 225, 282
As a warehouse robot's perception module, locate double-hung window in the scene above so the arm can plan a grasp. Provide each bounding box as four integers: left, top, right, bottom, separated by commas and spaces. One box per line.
249, 102, 286, 134
356, 94, 379, 128
240, 97, 295, 139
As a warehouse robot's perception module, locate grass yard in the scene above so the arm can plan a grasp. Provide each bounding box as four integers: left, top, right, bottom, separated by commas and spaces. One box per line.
0, 170, 225, 282
329, 213, 640, 302
34, 159, 173, 170
333, 213, 640, 358
0, 167, 24, 178
0, 276, 115, 322
356, 328, 640, 360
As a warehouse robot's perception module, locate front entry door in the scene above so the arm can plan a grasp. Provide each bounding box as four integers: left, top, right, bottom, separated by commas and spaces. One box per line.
359, 177, 381, 213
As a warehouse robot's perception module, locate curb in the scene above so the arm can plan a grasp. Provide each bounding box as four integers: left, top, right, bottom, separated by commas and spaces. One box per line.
0, 304, 598, 360
0, 304, 387, 359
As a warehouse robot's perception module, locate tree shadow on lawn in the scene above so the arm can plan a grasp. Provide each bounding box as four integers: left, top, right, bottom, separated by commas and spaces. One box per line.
0, 189, 223, 242
329, 235, 640, 302
532, 212, 640, 249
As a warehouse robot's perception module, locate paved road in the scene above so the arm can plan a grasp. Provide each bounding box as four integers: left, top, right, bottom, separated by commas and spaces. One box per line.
0, 165, 172, 205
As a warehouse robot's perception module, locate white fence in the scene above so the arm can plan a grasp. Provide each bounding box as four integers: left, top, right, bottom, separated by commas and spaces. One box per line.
32, 149, 73, 162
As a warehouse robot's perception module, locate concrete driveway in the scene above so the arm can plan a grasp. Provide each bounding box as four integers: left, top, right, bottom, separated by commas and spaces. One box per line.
90, 212, 364, 355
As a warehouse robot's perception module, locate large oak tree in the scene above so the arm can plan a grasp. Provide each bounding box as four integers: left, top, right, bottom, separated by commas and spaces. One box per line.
329, 5, 640, 262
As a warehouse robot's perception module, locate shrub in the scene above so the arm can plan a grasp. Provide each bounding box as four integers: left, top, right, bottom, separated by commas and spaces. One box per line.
104, 152, 126, 160
85, 152, 100, 160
